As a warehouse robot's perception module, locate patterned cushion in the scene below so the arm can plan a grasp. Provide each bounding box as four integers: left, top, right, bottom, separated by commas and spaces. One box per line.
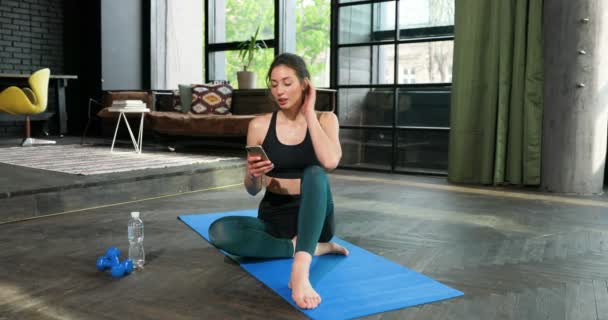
190, 84, 233, 115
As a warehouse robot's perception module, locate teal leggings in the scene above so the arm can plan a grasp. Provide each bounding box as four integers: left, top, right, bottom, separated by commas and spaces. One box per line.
208, 166, 334, 258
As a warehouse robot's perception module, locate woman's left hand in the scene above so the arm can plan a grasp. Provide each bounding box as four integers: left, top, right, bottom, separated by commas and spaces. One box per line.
301, 78, 317, 118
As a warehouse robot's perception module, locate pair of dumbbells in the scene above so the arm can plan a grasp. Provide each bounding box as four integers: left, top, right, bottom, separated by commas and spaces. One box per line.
96, 247, 134, 278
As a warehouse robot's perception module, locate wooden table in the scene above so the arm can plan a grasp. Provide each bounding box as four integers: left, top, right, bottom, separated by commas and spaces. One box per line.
0, 73, 78, 135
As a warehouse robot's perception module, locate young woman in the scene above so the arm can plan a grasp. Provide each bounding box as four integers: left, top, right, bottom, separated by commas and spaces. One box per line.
208, 53, 348, 310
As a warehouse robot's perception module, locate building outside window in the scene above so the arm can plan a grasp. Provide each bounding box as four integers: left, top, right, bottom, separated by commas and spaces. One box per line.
402, 67, 416, 84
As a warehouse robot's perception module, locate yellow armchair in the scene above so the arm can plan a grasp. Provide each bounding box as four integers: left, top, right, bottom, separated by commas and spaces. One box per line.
0, 68, 55, 146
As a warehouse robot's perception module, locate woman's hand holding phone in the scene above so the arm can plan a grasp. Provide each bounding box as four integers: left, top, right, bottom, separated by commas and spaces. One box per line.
246, 146, 274, 178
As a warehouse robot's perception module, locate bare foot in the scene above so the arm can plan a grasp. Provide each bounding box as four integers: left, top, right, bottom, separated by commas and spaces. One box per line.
290, 252, 321, 309
314, 242, 350, 256
288, 238, 349, 290
290, 236, 350, 257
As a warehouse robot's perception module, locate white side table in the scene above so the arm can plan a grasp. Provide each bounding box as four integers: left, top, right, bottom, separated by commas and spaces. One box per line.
108, 107, 150, 154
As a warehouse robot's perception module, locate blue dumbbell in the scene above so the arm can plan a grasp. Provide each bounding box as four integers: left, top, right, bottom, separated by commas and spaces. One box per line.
105, 247, 121, 258
96, 247, 122, 271
96, 255, 120, 271
123, 259, 134, 274
110, 259, 134, 278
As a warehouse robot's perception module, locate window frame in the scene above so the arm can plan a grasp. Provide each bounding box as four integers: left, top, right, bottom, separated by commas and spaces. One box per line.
333, 0, 455, 174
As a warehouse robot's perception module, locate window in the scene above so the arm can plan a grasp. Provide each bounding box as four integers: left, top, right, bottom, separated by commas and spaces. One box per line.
335, 0, 454, 174
397, 41, 453, 84
154, 0, 332, 91
207, 0, 276, 88
205, 0, 332, 89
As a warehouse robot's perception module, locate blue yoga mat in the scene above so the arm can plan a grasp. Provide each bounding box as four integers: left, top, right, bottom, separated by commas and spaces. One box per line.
179, 210, 463, 320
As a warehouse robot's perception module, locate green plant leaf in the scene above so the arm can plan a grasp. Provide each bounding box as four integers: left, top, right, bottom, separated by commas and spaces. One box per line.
237, 25, 267, 71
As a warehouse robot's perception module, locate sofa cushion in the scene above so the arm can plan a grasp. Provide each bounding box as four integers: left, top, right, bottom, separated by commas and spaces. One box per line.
178, 84, 192, 113
190, 84, 233, 115
146, 111, 256, 137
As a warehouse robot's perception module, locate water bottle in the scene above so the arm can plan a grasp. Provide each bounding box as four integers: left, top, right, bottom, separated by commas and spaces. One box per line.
128, 211, 145, 269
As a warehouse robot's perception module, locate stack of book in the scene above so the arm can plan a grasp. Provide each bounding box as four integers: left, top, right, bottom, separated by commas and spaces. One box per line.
108, 100, 148, 112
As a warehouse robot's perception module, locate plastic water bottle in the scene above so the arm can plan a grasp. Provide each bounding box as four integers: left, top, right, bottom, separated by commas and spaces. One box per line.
128, 211, 145, 269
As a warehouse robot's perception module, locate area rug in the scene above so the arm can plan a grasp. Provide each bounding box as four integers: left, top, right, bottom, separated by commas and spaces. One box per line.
0, 144, 240, 175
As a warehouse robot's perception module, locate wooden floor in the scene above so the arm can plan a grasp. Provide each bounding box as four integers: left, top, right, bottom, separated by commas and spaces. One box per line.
1, 170, 608, 319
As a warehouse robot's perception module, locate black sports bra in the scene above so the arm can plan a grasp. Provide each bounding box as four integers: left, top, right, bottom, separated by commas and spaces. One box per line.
262, 111, 320, 179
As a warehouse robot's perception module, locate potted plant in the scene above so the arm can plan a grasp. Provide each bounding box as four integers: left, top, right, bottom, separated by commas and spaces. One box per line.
237, 26, 267, 89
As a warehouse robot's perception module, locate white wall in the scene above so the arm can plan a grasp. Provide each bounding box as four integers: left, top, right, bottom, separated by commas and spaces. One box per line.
101, 0, 143, 90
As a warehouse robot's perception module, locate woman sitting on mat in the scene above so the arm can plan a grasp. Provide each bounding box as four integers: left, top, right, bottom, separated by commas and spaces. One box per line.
208, 53, 349, 310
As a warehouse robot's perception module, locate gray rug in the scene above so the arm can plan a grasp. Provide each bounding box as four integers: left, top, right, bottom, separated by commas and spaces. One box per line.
0, 144, 240, 175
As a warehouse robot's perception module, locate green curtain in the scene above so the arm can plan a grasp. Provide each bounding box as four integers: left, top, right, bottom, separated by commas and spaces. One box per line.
448, 0, 543, 185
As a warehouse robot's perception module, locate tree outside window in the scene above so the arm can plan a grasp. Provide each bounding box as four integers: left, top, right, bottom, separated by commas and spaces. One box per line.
211, 0, 331, 88
295, 0, 331, 88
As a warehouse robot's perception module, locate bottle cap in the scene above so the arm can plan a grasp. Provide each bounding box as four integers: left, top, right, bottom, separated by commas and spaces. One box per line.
131, 211, 140, 218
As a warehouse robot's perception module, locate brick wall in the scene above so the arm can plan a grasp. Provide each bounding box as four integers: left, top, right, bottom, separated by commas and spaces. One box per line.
0, 0, 64, 136
0, 0, 64, 73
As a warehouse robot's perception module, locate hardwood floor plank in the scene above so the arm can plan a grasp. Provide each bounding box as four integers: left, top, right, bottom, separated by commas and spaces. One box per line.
593, 279, 608, 320
565, 281, 597, 320
3, 170, 608, 319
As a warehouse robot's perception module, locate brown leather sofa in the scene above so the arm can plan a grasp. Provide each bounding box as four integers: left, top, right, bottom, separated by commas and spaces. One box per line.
97, 89, 336, 146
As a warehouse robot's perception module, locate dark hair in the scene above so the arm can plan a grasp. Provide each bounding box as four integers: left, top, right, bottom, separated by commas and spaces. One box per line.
266, 53, 310, 88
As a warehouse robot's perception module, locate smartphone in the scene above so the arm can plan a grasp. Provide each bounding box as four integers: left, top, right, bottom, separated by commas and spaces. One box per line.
245, 145, 269, 161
